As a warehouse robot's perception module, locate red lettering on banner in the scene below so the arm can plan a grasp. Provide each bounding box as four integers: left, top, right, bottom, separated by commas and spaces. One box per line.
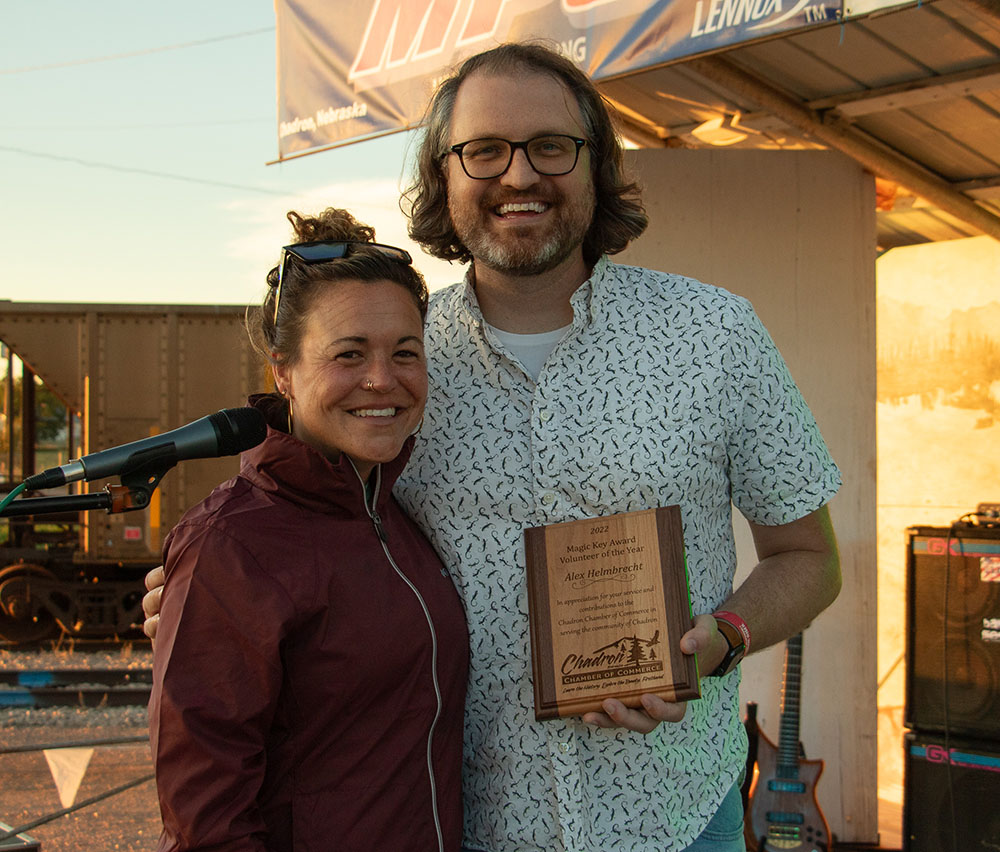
459, 0, 504, 41
562, 0, 660, 35
457, 0, 554, 48
352, 0, 460, 80
349, 0, 592, 89
418, 0, 462, 56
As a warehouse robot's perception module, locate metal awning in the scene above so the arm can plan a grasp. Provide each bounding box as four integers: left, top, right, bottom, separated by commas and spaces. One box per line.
597, 0, 1000, 250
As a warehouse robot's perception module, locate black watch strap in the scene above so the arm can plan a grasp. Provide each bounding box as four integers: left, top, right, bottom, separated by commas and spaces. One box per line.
707, 616, 746, 677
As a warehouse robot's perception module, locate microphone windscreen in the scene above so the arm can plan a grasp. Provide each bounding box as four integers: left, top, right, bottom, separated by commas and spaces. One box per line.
211, 407, 268, 456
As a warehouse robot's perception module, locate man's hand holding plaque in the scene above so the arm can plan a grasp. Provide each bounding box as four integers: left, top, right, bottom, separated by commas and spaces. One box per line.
524, 506, 699, 721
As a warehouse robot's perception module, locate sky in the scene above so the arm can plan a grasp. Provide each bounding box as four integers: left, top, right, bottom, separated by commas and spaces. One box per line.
0, 0, 461, 308
4, 1, 995, 315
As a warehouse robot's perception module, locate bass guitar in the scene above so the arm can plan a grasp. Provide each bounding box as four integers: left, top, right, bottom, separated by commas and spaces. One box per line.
744, 632, 832, 852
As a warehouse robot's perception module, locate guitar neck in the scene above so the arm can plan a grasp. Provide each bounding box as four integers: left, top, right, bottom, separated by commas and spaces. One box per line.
777, 632, 803, 777
748, 631, 831, 852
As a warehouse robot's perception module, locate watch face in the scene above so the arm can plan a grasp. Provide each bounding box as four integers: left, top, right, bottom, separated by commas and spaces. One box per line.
715, 618, 745, 653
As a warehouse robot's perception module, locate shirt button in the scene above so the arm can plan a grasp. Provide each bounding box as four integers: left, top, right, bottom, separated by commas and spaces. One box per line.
541, 493, 555, 506
558, 741, 571, 753
540, 409, 552, 422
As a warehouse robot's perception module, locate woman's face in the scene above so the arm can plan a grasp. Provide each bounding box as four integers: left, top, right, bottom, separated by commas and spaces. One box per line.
273, 279, 427, 481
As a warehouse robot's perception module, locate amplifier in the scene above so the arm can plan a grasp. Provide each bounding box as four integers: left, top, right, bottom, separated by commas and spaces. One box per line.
903, 730, 1000, 852
905, 525, 1000, 739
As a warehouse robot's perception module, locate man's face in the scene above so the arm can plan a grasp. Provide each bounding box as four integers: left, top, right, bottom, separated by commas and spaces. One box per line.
444, 70, 596, 277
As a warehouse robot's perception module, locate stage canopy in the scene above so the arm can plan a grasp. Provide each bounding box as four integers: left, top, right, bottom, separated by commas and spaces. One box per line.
275, 0, 910, 158
273, 0, 1000, 249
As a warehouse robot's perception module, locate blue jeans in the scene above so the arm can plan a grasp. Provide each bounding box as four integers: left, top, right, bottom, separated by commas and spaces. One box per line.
462, 780, 746, 852
680, 780, 747, 852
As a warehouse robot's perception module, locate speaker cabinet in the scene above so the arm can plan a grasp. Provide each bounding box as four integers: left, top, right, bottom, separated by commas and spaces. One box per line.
903, 730, 1000, 852
905, 525, 1000, 739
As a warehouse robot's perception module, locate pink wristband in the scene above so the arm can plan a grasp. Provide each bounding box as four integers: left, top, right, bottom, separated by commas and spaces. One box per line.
713, 610, 751, 654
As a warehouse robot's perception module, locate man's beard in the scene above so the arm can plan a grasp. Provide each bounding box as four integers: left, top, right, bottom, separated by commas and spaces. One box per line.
451, 188, 595, 277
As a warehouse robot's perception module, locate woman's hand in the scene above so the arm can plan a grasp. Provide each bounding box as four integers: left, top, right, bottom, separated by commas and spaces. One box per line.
142, 565, 165, 641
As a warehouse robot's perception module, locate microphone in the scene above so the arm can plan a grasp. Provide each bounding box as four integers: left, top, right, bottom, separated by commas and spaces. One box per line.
24, 407, 267, 491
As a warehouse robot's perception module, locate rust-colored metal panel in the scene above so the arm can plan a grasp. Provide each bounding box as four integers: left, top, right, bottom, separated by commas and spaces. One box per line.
0, 302, 264, 563
0, 305, 86, 410
167, 315, 267, 532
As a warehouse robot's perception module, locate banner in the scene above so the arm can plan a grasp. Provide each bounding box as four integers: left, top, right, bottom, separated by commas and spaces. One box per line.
275, 0, 915, 159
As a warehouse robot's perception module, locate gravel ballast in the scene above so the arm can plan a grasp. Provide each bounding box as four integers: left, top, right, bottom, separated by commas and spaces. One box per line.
0, 643, 161, 850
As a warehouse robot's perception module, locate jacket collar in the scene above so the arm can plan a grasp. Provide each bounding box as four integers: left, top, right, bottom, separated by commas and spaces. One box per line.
237, 393, 414, 515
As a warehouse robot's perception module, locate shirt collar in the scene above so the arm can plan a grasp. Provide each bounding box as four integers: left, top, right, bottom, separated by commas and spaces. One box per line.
569, 254, 611, 329
457, 254, 613, 333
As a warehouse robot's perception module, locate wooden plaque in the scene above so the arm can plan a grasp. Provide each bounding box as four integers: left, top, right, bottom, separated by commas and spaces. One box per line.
524, 506, 700, 720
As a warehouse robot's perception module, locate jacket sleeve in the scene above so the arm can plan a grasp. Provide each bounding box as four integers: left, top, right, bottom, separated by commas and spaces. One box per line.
150, 520, 295, 852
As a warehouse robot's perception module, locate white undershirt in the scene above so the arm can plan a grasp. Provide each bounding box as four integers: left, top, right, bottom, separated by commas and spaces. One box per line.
486, 323, 572, 381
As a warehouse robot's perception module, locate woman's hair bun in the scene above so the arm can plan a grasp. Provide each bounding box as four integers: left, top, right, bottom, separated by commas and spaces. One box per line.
286, 209, 375, 245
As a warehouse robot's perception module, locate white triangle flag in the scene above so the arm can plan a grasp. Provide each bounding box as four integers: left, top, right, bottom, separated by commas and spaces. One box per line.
43, 747, 94, 808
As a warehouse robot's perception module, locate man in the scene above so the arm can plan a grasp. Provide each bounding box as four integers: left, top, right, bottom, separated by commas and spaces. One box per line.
146, 42, 841, 852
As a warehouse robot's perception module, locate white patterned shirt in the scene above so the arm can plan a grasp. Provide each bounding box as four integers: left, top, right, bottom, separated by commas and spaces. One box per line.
394, 256, 841, 852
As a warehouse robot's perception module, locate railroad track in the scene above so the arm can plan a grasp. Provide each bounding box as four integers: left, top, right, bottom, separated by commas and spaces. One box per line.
0, 669, 152, 708
0, 637, 149, 653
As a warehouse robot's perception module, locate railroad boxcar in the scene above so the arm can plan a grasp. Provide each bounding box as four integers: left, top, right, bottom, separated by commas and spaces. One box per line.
0, 301, 267, 642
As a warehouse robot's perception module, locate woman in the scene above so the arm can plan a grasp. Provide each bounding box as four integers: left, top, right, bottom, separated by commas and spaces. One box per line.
149, 209, 469, 852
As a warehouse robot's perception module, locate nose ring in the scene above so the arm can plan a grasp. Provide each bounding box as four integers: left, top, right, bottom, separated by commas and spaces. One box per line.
365, 380, 375, 391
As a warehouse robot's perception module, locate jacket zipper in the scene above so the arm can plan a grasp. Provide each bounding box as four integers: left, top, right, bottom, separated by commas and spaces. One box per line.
355, 462, 446, 852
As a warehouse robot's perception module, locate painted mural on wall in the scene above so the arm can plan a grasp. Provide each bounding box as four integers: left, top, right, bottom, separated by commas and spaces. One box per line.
874, 234, 1000, 811
879, 299, 999, 426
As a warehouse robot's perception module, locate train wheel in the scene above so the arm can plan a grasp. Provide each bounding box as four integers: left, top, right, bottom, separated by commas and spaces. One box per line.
0, 564, 60, 643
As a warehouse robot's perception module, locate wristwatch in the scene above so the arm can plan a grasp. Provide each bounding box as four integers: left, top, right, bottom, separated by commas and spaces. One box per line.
707, 613, 748, 677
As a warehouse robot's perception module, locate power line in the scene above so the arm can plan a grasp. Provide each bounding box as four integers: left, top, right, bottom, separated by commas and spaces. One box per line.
0, 144, 286, 195
0, 27, 274, 75
0, 118, 270, 133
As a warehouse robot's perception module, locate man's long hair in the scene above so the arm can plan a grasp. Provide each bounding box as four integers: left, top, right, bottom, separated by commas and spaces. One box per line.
404, 42, 648, 267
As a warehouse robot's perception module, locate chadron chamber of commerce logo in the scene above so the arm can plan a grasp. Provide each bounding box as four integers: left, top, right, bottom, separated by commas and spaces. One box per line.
561, 630, 662, 684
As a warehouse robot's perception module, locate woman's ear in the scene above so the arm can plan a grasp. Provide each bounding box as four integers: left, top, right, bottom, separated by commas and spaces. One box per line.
272, 361, 289, 396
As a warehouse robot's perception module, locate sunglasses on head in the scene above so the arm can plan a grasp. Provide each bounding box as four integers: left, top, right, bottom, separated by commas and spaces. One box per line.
273, 240, 413, 324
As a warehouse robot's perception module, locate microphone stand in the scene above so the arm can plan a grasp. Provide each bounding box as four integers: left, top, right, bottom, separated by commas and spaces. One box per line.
1, 447, 177, 519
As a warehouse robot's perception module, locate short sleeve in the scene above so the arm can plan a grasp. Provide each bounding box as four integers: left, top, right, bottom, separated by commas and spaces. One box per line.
725, 301, 841, 525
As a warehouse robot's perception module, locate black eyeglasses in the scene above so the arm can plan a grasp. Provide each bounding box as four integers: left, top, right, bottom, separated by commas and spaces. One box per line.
447, 135, 587, 180
273, 240, 412, 324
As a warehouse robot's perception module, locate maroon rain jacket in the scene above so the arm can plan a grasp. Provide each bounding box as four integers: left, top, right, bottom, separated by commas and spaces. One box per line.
149, 396, 469, 852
